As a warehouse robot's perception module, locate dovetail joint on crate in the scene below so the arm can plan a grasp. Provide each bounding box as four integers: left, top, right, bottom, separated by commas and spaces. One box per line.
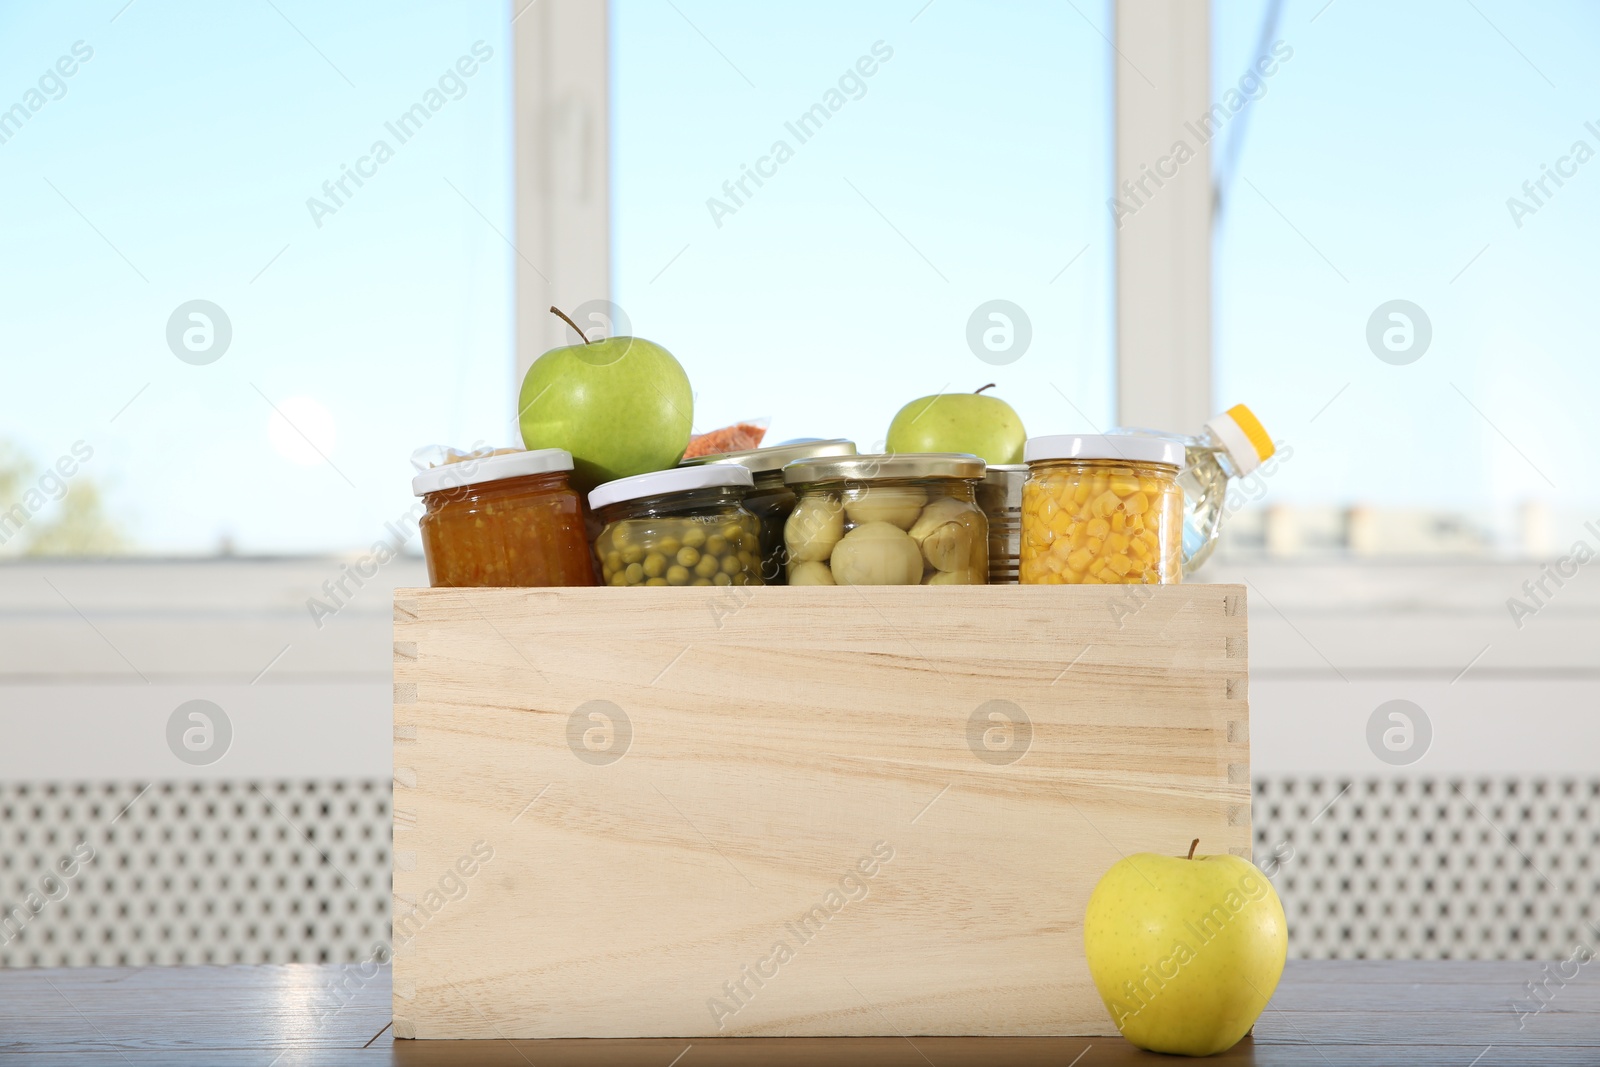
394, 682, 418, 705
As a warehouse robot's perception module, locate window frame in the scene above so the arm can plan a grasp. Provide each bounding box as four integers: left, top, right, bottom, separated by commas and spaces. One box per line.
1110, 0, 1214, 432
510, 1, 1216, 427
510, 0, 611, 388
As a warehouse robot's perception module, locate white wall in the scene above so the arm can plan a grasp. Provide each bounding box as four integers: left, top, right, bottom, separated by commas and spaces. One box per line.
0, 558, 413, 782
1207, 559, 1600, 777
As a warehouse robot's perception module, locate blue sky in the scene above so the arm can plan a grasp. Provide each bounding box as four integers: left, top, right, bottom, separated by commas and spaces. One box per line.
1212, 0, 1600, 521
1, 0, 1595, 553
0, 0, 516, 554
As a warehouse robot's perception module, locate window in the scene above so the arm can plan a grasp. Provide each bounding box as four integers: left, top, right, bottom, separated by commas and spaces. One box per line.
611, 0, 1114, 452
1, 1, 514, 555
1212, 0, 1599, 557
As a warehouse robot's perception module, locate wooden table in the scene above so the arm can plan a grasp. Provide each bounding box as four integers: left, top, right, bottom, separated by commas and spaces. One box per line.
0, 961, 1591, 1064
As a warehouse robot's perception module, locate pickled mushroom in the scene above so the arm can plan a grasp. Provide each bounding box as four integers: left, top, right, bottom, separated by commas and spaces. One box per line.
908, 497, 979, 572
906, 496, 971, 540
843, 486, 926, 530
788, 560, 837, 586
920, 523, 975, 571
829, 522, 923, 585
924, 568, 983, 585
784, 494, 844, 562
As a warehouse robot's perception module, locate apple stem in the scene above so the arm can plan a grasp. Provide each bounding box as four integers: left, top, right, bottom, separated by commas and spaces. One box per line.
1187, 838, 1200, 860
549, 306, 594, 344
975, 383, 996, 395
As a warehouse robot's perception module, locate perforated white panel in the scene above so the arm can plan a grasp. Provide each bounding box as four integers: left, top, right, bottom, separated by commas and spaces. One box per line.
1253, 778, 1600, 959
3, 778, 1594, 966
0, 781, 389, 967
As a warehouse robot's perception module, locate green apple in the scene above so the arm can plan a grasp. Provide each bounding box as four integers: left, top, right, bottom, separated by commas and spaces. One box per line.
884, 384, 1025, 464
518, 322, 694, 491
1083, 840, 1287, 1057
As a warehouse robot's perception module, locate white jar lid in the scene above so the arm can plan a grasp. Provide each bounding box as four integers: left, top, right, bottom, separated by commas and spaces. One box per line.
588, 464, 754, 512
411, 448, 574, 496
1024, 434, 1184, 468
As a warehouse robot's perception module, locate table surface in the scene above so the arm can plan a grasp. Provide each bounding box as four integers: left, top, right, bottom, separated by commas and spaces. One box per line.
0, 960, 1591, 1065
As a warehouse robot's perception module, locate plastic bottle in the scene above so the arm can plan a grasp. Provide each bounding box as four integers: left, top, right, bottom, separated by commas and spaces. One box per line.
1113, 404, 1275, 575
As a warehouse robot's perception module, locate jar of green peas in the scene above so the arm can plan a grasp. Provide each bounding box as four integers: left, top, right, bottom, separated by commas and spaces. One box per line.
587, 466, 765, 588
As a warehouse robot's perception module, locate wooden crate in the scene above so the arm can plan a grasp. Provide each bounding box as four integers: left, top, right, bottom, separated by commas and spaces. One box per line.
391, 584, 1250, 1039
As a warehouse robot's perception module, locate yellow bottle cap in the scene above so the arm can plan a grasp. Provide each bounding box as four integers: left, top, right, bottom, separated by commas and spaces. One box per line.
1227, 404, 1274, 461
1205, 404, 1274, 474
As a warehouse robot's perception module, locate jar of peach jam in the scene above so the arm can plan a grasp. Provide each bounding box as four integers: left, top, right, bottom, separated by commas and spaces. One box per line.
413, 449, 595, 587
1020, 435, 1185, 585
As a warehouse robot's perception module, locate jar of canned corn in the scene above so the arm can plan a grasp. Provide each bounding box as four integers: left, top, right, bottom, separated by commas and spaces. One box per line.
678, 439, 856, 584
1020, 435, 1185, 585
782, 454, 988, 585
588, 466, 765, 588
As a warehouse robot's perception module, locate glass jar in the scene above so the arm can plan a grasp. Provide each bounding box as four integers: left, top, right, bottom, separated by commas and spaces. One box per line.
679, 439, 856, 584
413, 449, 595, 587
781, 454, 988, 585
588, 466, 765, 587
1020, 435, 1185, 585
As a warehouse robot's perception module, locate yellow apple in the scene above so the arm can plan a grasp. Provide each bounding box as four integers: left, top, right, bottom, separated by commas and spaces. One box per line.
1083, 840, 1287, 1057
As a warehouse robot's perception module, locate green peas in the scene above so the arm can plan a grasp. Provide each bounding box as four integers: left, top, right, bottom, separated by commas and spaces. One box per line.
597, 513, 766, 589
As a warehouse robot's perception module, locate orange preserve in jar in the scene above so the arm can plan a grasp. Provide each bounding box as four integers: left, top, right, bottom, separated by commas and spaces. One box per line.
413, 449, 595, 587
1020, 435, 1185, 585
